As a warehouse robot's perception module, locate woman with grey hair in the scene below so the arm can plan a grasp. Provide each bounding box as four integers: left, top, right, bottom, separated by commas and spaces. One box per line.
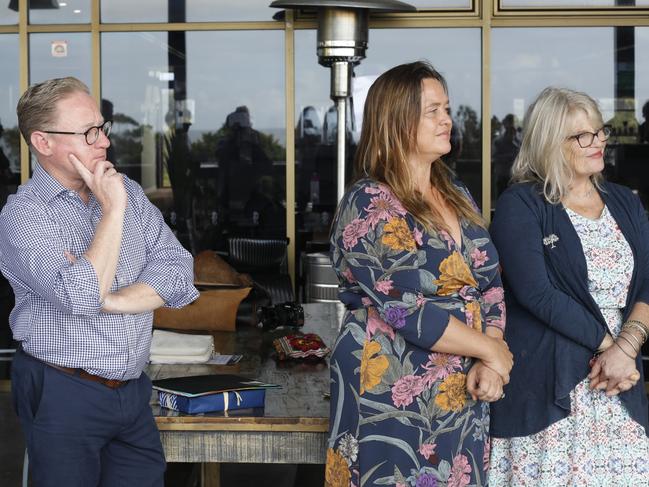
488, 87, 649, 485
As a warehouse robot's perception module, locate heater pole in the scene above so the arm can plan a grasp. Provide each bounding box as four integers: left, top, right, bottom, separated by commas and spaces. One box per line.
336, 96, 346, 203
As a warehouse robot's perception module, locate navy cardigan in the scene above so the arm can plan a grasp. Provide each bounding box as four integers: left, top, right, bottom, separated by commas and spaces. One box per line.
490, 181, 649, 438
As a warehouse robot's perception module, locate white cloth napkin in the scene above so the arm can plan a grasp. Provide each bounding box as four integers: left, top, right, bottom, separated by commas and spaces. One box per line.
150, 330, 214, 364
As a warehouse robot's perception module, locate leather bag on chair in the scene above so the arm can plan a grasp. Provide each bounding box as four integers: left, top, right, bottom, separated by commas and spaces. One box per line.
153, 286, 251, 332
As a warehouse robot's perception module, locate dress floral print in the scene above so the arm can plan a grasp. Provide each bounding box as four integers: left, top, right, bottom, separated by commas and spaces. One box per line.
326, 179, 505, 487
489, 206, 649, 486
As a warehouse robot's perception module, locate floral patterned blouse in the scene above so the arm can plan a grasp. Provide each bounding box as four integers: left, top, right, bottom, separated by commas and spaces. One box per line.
326, 178, 506, 487
489, 205, 649, 486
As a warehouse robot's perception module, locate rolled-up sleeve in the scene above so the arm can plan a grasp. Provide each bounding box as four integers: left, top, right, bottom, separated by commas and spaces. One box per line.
59, 256, 103, 314
0, 202, 103, 316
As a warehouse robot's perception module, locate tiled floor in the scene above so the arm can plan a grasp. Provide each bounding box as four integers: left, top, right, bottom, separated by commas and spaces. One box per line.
0, 391, 324, 487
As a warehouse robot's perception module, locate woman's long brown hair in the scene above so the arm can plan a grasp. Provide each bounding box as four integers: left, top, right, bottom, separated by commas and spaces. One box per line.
352, 61, 484, 232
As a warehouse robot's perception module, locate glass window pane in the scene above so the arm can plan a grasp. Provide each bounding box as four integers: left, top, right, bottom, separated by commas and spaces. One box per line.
101, 0, 167, 23
410, 0, 472, 8
0, 34, 20, 377
29, 0, 91, 24
102, 0, 276, 23
501, 0, 649, 7
295, 27, 481, 298
0, 34, 20, 202
491, 27, 649, 211
0, 3, 18, 25
29, 33, 91, 86
491, 28, 613, 203
187, 0, 276, 21
638, 28, 649, 141
296, 27, 481, 206
102, 31, 285, 253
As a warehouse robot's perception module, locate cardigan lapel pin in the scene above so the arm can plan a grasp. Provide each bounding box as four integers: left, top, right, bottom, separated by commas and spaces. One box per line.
543, 234, 559, 249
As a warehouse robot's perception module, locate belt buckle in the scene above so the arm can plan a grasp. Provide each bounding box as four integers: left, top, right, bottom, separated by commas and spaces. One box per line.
78, 370, 125, 389
103, 378, 124, 389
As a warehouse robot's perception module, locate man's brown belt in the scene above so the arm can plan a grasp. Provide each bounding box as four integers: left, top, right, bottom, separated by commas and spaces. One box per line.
48, 363, 128, 389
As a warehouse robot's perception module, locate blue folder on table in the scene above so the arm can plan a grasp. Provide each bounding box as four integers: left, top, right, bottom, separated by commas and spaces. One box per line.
153, 374, 279, 414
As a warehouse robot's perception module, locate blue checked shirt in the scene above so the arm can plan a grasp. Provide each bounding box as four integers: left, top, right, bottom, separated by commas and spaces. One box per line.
0, 165, 199, 380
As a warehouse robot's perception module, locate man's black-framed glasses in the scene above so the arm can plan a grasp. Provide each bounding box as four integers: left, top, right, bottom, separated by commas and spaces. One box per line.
569, 126, 612, 148
42, 120, 112, 145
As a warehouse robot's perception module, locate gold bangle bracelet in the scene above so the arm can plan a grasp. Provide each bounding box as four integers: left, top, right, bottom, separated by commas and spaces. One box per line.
623, 322, 648, 343
619, 330, 642, 350
614, 340, 636, 360
616, 334, 639, 357
624, 319, 649, 336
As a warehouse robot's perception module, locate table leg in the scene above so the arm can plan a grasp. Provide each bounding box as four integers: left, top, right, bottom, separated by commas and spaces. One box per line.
200, 463, 221, 487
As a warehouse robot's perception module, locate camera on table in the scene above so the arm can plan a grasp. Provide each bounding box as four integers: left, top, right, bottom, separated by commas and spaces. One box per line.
257, 302, 305, 330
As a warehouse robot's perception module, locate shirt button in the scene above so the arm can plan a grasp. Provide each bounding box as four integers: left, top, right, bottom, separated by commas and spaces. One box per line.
68, 191, 75, 197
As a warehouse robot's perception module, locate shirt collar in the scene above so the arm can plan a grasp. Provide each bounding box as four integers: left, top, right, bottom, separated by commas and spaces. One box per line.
31, 163, 78, 203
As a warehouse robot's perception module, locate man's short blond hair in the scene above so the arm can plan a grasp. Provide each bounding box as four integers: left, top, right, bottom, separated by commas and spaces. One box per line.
17, 77, 90, 146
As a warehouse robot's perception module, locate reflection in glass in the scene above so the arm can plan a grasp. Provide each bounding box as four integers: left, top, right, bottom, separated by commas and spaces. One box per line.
29, 0, 90, 24
409, 0, 472, 8
101, 0, 275, 23
491, 27, 649, 211
102, 31, 285, 254
501, 0, 649, 6
491, 113, 521, 198
0, 34, 19, 378
639, 28, 649, 144
101, 0, 166, 23
295, 28, 481, 298
0, 35, 20, 201
29, 33, 91, 87
0, 3, 18, 25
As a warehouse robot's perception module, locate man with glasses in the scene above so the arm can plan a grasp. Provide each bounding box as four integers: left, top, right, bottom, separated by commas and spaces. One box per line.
0, 77, 199, 486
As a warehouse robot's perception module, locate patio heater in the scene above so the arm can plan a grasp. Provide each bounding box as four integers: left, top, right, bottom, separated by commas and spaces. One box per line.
270, 0, 416, 203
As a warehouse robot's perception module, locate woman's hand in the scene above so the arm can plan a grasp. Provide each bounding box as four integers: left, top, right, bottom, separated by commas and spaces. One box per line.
598, 333, 615, 352
467, 360, 504, 402
481, 336, 513, 385
588, 342, 640, 396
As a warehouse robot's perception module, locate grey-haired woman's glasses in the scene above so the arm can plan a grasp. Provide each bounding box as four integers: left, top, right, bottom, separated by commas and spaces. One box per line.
569, 126, 611, 148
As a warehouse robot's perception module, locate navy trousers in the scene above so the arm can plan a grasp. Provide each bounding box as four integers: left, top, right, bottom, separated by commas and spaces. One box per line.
11, 348, 165, 487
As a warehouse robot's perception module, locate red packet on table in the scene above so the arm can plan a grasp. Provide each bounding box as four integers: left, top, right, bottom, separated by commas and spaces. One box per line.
273, 333, 330, 360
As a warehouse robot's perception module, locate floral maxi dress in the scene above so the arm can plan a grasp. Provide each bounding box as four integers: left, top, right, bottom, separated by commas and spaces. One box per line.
326, 179, 506, 487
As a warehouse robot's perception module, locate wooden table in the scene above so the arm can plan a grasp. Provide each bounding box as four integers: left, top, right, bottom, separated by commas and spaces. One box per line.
149, 302, 344, 470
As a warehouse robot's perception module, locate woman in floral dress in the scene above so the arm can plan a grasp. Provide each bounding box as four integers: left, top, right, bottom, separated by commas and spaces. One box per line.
489, 87, 649, 485
325, 61, 512, 487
